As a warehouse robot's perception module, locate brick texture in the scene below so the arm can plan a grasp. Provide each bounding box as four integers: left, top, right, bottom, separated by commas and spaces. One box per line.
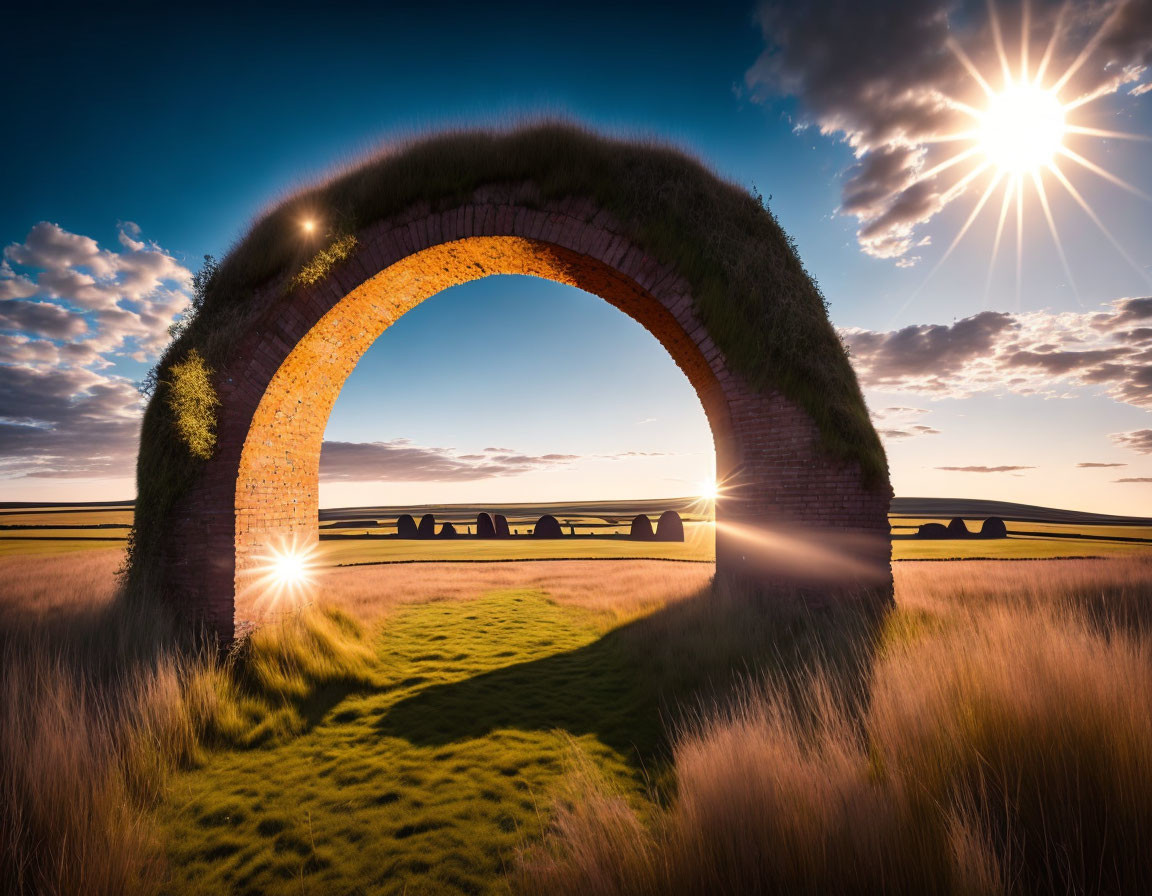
164, 193, 892, 641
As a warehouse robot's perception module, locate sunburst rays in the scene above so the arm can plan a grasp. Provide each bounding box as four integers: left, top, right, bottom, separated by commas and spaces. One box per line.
897, 0, 1151, 314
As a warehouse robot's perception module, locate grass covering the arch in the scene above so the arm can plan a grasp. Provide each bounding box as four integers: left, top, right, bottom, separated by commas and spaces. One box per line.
129, 123, 887, 589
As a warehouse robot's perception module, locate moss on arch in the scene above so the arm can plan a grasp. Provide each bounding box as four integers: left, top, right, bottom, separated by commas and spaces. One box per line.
128, 122, 885, 590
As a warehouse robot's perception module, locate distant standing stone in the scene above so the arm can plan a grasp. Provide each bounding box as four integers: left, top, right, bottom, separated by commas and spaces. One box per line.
915, 522, 950, 539
476, 512, 496, 538
438, 522, 458, 538
980, 517, 1008, 538
947, 518, 971, 538
396, 514, 418, 539
654, 510, 685, 542
418, 513, 437, 539
629, 514, 654, 540
533, 514, 563, 538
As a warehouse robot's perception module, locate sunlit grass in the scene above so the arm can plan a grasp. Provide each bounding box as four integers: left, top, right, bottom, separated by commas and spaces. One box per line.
160, 591, 644, 895
3, 552, 1152, 894
519, 558, 1152, 895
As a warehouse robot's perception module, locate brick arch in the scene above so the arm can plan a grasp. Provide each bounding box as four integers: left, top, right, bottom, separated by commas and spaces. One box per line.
162, 194, 892, 640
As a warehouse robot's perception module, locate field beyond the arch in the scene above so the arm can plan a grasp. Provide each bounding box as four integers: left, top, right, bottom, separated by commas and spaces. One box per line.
3, 549, 1152, 894
3, 496, 1152, 562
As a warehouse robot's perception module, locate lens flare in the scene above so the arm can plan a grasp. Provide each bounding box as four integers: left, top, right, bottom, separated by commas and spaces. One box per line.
271, 549, 310, 586
238, 537, 322, 618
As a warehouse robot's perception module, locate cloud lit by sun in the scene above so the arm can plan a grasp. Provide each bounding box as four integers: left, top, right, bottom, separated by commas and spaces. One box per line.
749, 0, 1152, 293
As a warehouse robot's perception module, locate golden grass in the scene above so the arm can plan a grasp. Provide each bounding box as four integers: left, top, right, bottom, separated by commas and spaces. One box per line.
0, 554, 377, 895
0, 553, 712, 895
4, 554, 1152, 894
517, 558, 1152, 895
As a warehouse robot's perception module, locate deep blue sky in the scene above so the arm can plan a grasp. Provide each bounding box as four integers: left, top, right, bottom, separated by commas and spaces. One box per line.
2, 0, 1150, 511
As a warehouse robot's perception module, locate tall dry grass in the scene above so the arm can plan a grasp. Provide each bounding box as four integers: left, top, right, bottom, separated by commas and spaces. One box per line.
0, 552, 210, 895
0, 552, 708, 894
518, 558, 1152, 896
5, 553, 1151, 895
0, 552, 376, 896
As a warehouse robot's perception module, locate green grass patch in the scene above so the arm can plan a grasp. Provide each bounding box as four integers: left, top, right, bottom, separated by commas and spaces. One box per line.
159, 591, 650, 895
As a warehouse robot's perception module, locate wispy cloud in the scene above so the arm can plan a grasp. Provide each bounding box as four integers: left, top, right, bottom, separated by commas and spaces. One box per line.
870, 405, 941, 440
1112, 429, 1152, 455
936, 465, 1035, 473
1077, 462, 1127, 468
319, 441, 672, 483
319, 440, 584, 482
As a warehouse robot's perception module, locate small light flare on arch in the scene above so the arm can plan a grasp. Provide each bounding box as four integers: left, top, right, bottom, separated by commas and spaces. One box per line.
237, 536, 322, 618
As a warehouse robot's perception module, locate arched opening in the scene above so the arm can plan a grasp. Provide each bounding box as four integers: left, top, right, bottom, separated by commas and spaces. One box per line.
314, 271, 716, 545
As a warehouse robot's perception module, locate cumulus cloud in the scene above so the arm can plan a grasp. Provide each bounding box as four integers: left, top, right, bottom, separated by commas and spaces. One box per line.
0, 222, 192, 479
0, 366, 149, 479
936, 465, 1036, 473
842, 298, 1152, 409
746, 0, 1152, 260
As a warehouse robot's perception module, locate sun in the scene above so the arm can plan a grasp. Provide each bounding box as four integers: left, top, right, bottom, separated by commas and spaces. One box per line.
698, 478, 719, 501
891, 0, 1152, 308
979, 83, 1065, 175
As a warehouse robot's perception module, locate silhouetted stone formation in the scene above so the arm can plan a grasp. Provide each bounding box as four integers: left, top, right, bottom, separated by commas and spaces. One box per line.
417, 513, 437, 539
915, 518, 999, 540
980, 517, 1008, 538
947, 518, 970, 538
629, 514, 655, 540
476, 512, 496, 539
915, 522, 951, 539
495, 514, 510, 537
654, 510, 685, 542
533, 514, 563, 538
396, 514, 418, 539
438, 522, 458, 538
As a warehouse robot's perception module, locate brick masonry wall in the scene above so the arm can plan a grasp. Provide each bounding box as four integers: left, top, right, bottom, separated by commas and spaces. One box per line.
164, 185, 892, 640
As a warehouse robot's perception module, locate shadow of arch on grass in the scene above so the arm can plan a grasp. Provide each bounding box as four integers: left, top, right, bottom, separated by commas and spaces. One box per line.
372, 584, 887, 767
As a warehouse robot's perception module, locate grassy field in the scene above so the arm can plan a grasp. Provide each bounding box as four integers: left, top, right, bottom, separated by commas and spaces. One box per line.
3, 549, 1152, 894
4, 498, 1151, 564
